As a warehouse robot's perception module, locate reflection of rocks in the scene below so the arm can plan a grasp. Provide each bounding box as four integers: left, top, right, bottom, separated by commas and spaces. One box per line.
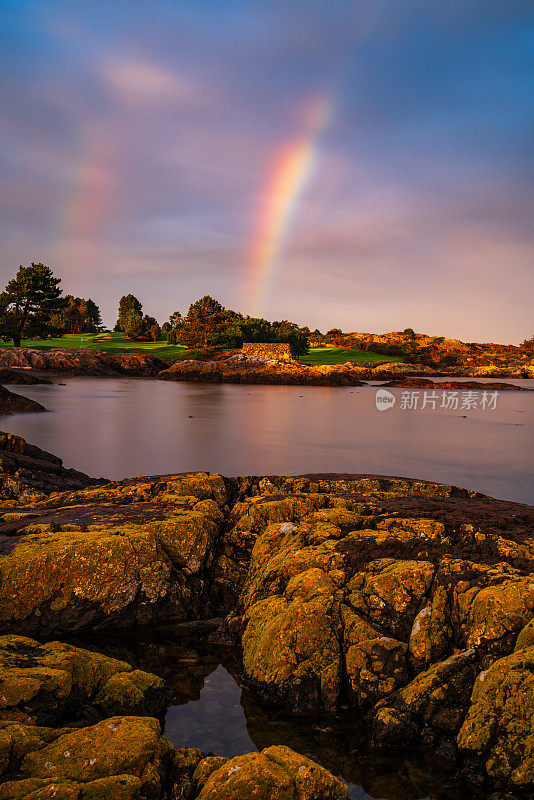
0, 431, 101, 501
0, 383, 45, 415
0, 346, 168, 376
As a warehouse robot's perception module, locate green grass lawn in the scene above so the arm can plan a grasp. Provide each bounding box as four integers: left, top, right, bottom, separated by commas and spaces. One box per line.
1, 336, 402, 367
299, 347, 402, 366
1, 333, 190, 363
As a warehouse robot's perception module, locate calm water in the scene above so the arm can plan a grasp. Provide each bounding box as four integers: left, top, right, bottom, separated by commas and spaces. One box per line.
2, 376, 533, 502
72, 624, 480, 800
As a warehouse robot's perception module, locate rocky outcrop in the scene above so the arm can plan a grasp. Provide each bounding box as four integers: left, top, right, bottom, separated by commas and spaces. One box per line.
0, 431, 102, 501
0, 721, 348, 800
0, 635, 168, 725
156, 358, 441, 386
157, 357, 367, 385
311, 329, 534, 375
191, 745, 347, 799
0, 384, 45, 415
0, 347, 168, 377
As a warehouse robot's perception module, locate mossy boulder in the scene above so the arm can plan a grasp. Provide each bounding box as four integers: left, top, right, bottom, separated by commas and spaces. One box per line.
371, 649, 479, 751
194, 745, 347, 799
457, 646, 534, 789
0, 473, 227, 635
0, 716, 174, 799
0, 635, 168, 725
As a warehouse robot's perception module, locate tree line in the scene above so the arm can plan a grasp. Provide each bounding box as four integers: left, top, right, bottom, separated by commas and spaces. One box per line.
0, 262, 309, 354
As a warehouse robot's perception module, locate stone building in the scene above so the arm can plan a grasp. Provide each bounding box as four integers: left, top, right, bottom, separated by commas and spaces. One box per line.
241, 342, 295, 361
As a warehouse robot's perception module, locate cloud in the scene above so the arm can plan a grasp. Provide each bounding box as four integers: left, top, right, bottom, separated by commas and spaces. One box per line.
102, 58, 201, 107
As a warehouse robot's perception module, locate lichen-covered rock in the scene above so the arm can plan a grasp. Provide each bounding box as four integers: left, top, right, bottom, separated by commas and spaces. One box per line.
0, 635, 168, 725
0, 473, 227, 635
371, 649, 479, 751
0, 716, 175, 799
232, 477, 533, 717
195, 745, 347, 799
457, 646, 534, 790
0, 720, 349, 800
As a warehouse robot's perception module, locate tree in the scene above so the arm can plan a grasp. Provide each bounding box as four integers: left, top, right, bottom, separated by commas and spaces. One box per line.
0, 263, 62, 346
115, 294, 142, 332
520, 334, 534, 356
169, 311, 182, 329
50, 295, 103, 334
149, 322, 161, 342
123, 308, 144, 339
179, 296, 227, 351
270, 320, 309, 357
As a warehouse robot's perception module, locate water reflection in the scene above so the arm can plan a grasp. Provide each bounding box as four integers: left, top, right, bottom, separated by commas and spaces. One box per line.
3, 377, 533, 503
70, 624, 481, 800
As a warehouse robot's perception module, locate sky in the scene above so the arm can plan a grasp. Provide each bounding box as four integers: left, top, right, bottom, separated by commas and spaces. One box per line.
0, 0, 533, 342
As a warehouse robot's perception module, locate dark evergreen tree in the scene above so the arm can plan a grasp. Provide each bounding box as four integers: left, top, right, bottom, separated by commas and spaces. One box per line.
0, 263, 63, 346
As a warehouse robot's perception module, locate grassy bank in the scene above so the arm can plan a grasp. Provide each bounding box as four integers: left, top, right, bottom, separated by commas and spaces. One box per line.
299, 347, 401, 365
2, 335, 401, 367
1, 333, 190, 362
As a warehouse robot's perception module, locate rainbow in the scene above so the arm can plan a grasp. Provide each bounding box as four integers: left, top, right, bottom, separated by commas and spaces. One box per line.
247, 95, 331, 316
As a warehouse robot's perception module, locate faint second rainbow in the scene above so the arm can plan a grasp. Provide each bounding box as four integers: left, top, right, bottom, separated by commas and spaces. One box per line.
247, 95, 332, 316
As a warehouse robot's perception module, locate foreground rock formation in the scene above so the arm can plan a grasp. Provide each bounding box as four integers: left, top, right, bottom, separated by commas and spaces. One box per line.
0, 347, 168, 377
0, 384, 46, 415
0, 435, 532, 797
0, 634, 347, 799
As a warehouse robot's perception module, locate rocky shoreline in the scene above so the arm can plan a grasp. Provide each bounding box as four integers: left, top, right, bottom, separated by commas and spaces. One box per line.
0, 347, 532, 387
0, 433, 532, 798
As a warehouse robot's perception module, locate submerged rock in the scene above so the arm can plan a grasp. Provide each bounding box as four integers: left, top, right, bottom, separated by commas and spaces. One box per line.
0, 368, 52, 385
